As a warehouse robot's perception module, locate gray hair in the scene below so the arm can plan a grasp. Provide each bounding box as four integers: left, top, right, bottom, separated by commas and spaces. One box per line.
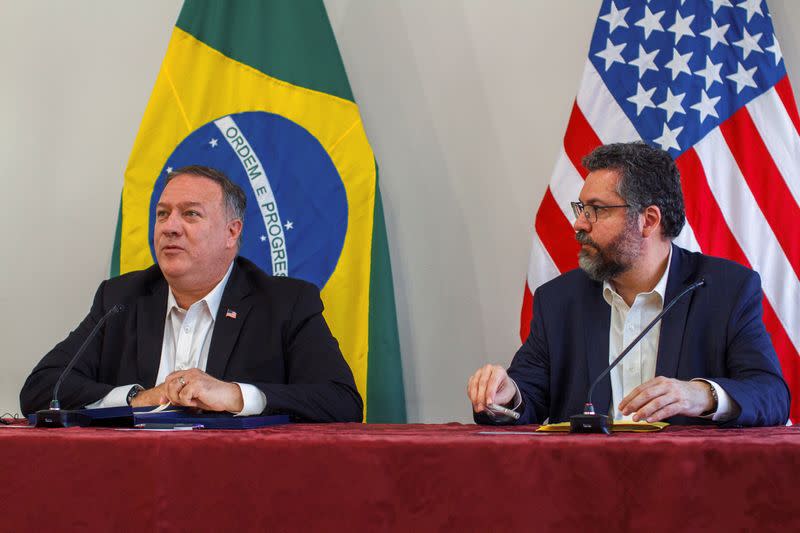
582, 142, 685, 239
166, 165, 247, 222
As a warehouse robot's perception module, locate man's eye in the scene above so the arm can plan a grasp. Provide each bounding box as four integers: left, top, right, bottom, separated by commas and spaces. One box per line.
156, 210, 168, 219
185, 210, 200, 217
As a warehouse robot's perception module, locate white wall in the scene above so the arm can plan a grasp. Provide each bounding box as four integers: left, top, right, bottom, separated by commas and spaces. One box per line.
2, 1, 799, 422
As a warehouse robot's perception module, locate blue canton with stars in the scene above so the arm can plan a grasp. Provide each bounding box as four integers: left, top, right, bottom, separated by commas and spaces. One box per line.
589, 0, 785, 157
149, 111, 349, 290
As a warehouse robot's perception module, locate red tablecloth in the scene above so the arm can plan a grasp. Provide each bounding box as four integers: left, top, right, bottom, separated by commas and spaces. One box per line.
2, 423, 799, 531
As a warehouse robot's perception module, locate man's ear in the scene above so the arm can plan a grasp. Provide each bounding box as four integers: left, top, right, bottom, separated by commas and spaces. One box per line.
227, 219, 243, 247
641, 205, 662, 238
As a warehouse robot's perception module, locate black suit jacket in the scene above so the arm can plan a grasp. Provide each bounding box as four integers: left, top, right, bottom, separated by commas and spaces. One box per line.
476, 245, 790, 427
20, 257, 363, 422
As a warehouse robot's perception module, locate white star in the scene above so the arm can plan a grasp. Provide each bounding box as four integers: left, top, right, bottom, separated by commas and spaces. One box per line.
260, 235, 267, 242
658, 88, 686, 121
766, 36, 783, 65
284, 220, 294, 231
737, 0, 764, 23
635, 6, 665, 39
599, 1, 629, 34
726, 62, 758, 94
627, 82, 657, 115
209, 138, 219, 148
696, 57, 724, 90
669, 11, 695, 44
166, 166, 173, 174
654, 123, 683, 152
595, 38, 627, 71
711, 0, 733, 14
733, 28, 763, 60
691, 89, 721, 123
665, 49, 693, 80
701, 18, 730, 51
629, 45, 660, 78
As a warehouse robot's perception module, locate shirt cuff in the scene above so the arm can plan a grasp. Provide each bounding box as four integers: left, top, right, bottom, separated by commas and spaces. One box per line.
692, 379, 740, 422
84, 385, 137, 409
233, 383, 267, 416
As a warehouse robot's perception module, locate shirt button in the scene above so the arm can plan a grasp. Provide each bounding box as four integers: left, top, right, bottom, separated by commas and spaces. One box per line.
184, 326, 191, 333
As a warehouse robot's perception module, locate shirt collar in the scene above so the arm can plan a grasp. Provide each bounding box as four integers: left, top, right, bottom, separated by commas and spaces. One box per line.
602, 245, 673, 307
166, 260, 235, 318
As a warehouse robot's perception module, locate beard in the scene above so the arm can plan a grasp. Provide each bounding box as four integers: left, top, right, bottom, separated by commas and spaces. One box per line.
576, 216, 642, 282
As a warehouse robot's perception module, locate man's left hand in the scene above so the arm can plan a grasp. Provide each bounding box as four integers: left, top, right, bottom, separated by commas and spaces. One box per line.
618, 376, 714, 422
164, 368, 244, 413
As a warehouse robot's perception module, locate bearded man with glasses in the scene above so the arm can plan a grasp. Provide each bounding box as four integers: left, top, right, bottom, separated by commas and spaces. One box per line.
467, 141, 789, 427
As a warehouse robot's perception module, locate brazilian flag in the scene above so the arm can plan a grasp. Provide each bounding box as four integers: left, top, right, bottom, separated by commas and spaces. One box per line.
111, 0, 405, 422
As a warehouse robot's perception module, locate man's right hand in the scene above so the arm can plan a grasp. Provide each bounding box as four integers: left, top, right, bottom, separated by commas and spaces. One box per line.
130, 383, 169, 408
467, 364, 516, 413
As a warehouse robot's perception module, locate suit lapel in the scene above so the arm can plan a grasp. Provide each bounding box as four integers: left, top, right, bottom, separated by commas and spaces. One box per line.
655, 245, 694, 378
136, 280, 168, 388
206, 260, 253, 379
584, 282, 612, 415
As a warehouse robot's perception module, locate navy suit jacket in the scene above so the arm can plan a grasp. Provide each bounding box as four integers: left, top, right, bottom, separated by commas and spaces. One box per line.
477, 245, 789, 427
20, 257, 363, 423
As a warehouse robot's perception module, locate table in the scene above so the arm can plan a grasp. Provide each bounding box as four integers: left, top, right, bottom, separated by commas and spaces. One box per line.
2, 422, 799, 531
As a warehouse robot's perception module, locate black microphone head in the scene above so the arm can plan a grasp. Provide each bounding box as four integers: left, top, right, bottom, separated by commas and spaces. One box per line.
696, 276, 708, 288
112, 304, 127, 314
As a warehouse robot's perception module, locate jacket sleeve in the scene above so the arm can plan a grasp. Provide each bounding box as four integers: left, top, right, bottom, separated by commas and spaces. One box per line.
19, 281, 116, 414
252, 282, 364, 423
714, 271, 790, 427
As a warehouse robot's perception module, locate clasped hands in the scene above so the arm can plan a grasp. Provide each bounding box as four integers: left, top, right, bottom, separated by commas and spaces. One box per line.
129, 368, 244, 413
467, 365, 715, 422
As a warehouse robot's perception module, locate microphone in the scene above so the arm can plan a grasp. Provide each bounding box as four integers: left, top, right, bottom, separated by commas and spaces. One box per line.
570, 278, 706, 434
35, 304, 126, 428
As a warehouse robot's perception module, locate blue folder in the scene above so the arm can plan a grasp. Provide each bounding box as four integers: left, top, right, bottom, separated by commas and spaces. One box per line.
28, 406, 290, 429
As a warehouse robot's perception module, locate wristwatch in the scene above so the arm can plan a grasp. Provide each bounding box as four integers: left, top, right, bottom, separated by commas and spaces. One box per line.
126, 385, 145, 406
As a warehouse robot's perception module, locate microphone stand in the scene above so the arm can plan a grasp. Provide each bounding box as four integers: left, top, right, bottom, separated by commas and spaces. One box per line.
569, 279, 705, 434
35, 305, 125, 428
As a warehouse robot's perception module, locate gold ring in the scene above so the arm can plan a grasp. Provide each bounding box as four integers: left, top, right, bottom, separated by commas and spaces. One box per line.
179, 376, 186, 386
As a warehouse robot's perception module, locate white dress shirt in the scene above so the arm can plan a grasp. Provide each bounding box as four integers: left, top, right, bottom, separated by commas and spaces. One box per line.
493, 248, 738, 422
86, 262, 267, 415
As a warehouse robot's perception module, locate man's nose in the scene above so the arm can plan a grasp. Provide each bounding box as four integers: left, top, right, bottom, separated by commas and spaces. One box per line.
573, 214, 591, 233
158, 211, 182, 235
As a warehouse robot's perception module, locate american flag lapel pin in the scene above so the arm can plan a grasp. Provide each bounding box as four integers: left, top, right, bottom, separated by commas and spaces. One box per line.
225, 308, 237, 319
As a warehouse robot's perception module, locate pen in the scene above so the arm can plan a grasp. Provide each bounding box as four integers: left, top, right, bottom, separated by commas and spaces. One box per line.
133, 423, 204, 430
486, 403, 521, 420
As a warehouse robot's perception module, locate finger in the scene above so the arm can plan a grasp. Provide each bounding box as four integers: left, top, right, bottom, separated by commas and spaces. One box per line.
165, 377, 186, 405
632, 394, 677, 422
468, 376, 486, 412
619, 376, 670, 411
485, 370, 506, 406
619, 381, 651, 411
467, 374, 478, 403
475, 366, 495, 409
178, 383, 199, 407
620, 383, 670, 415
640, 401, 682, 423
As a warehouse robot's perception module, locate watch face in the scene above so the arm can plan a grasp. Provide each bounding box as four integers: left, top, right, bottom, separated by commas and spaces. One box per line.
127, 386, 142, 406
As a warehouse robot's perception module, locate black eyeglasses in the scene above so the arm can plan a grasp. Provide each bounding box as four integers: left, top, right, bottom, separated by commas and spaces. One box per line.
571, 201, 631, 223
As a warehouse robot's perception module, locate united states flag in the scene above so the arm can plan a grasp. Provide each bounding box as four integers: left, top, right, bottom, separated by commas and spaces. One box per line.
521, 0, 800, 422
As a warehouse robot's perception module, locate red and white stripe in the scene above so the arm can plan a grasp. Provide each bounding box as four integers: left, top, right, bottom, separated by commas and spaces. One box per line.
521, 60, 800, 422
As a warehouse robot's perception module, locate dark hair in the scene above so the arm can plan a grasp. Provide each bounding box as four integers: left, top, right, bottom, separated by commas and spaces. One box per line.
166, 165, 247, 221
582, 142, 685, 238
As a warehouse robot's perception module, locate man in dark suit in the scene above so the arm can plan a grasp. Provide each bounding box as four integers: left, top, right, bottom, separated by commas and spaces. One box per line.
20, 165, 362, 423
467, 142, 789, 427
